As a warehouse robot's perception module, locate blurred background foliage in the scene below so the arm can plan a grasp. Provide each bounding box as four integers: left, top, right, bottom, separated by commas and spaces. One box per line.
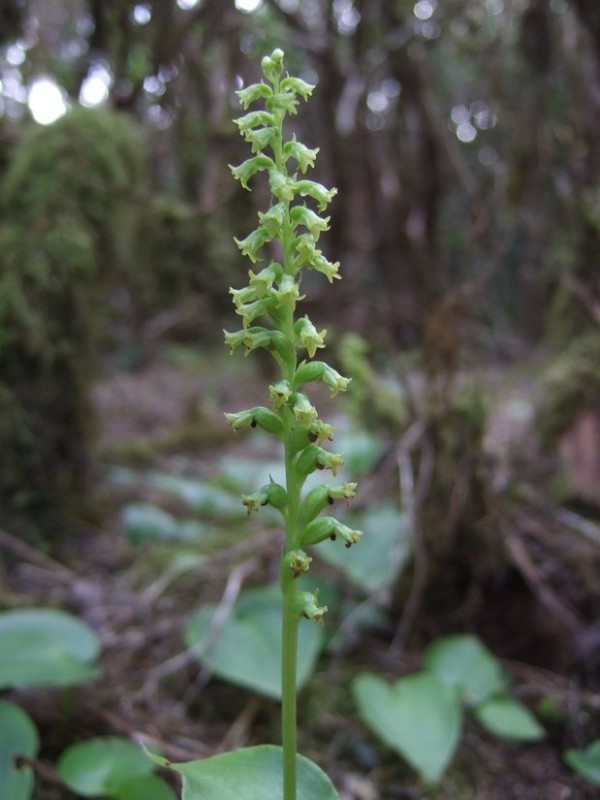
0, 0, 598, 538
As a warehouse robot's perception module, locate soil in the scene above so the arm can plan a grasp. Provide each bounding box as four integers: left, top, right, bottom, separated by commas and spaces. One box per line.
2, 351, 600, 800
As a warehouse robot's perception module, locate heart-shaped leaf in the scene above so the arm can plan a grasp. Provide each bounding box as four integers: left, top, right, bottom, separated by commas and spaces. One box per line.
474, 696, 545, 741
564, 740, 600, 786
110, 774, 177, 800
0, 701, 39, 800
0, 608, 100, 689
151, 744, 339, 800
184, 583, 325, 699
57, 737, 155, 797
352, 671, 462, 784
423, 634, 505, 705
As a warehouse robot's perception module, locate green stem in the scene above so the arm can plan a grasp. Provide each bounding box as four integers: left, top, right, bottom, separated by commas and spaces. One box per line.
275, 90, 301, 800
281, 578, 299, 800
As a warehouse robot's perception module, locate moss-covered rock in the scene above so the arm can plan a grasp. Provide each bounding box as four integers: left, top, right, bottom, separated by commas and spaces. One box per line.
0, 107, 146, 541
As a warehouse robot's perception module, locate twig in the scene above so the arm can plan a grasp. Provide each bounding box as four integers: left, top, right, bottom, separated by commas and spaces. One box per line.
0, 527, 78, 585
505, 533, 584, 639
139, 558, 258, 698
391, 423, 433, 649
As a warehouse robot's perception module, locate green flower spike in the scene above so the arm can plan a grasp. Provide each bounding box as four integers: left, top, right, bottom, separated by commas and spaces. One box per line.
225, 49, 363, 800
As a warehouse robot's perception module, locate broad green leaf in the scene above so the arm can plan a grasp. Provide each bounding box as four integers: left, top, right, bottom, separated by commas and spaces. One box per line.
152, 744, 339, 800
0, 701, 38, 800
147, 473, 243, 517
353, 671, 462, 784
331, 429, 384, 477
111, 773, 177, 800
423, 634, 505, 704
0, 608, 100, 689
121, 503, 213, 545
318, 503, 411, 592
57, 737, 154, 797
121, 503, 179, 544
564, 740, 600, 786
474, 696, 545, 741
184, 583, 325, 699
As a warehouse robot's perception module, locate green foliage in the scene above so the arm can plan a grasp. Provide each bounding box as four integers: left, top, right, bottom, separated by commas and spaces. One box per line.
0, 701, 38, 800
353, 671, 462, 785
0, 106, 146, 539
537, 331, 600, 446
57, 737, 175, 800
149, 745, 338, 800
184, 583, 326, 700
353, 635, 544, 784
564, 740, 600, 787
0, 607, 100, 689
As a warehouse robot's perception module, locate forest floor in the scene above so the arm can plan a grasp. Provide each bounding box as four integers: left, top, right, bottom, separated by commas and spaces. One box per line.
3, 344, 600, 800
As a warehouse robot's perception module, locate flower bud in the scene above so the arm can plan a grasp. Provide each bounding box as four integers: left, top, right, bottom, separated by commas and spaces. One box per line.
292, 359, 325, 388
242, 480, 287, 515
264, 479, 288, 510
261, 49, 284, 83
294, 590, 327, 625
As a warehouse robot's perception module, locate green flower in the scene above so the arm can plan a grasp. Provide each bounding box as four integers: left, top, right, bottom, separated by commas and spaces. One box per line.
291, 392, 318, 427
229, 155, 274, 190
235, 110, 276, 133
249, 261, 283, 298
290, 205, 330, 240
294, 591, 327, 625
295, 179, 338, 212
236, 81, 273, 109
280, 76, 315, 101
283, 138, 319, 173
269, 380, 293, 408
295, 316, 326, 357
234, 227, 271, 263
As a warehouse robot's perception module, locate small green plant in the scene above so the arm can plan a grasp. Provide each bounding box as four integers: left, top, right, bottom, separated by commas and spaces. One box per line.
149, 47, 361, 800
0, 608, 103, 799
353, 634, 545, 785
564, 740, 600, 787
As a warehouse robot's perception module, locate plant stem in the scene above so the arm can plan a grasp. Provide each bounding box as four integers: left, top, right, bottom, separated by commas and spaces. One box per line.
281, 578, 299, 800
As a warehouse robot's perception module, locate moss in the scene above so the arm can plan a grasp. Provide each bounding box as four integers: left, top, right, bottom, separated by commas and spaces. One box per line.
537, 332, 600, 447
0, 107, 146, 541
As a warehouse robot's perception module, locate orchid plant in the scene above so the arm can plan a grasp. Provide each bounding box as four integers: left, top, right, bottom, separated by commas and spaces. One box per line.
151, 48, 361, 800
